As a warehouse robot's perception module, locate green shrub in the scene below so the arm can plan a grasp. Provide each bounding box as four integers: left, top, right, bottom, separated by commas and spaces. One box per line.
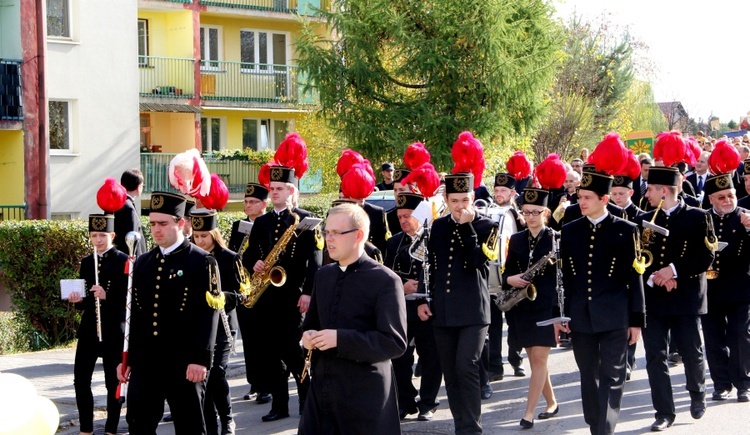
0, 220, 88, 346
0, 311, 51, 354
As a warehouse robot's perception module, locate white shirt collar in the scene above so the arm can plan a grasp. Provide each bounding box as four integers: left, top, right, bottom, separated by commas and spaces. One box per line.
161, 234, 185, 255
586, 210, 609, 225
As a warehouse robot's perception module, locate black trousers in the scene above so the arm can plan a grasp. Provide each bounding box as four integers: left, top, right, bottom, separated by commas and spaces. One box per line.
73, 337, 122, 433
701, 301, 750, 392
433, 325, 488, 435
488, 300, 523, 374
236, 306, 260, 389
571, 328, 628, 435
126, 363, 207, 434
204, 330, 234, 433
642, 313, 706, 421
392, 313, 442, 412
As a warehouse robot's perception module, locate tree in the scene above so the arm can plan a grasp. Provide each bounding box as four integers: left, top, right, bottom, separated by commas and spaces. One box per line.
610, 80, 667, 136
296, 0, 561, 171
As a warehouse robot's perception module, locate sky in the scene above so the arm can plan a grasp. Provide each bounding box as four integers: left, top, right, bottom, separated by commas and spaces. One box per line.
553, 0, 749, 123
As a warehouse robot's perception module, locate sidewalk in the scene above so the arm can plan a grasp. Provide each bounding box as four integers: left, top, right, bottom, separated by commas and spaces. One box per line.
2, 337, 749, 434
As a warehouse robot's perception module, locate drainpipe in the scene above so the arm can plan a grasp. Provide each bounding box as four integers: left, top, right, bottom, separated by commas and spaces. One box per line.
36, 0, 49, 218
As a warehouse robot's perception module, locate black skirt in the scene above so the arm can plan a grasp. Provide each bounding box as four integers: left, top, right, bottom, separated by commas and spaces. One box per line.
506, 307, 557, 348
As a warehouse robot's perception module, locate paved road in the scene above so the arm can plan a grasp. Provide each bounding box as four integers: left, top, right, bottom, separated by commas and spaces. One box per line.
1, 337, 748, 434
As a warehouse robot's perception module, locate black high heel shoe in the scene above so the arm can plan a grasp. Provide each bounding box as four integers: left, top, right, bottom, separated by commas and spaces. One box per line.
538, 405, 559, 420
520, 418, 534, 429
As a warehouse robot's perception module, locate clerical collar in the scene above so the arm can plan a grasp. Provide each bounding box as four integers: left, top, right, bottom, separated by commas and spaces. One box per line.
586, 210, 609, 225
161, 235, 185, 255
339, 265, 348, 272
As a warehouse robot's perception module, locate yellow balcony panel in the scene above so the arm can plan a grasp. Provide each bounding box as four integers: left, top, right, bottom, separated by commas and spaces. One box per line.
139, 57, 196, 98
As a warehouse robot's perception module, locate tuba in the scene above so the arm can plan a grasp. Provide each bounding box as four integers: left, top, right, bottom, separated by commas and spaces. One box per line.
495, 249, 555, 312
243, 209, 300, 308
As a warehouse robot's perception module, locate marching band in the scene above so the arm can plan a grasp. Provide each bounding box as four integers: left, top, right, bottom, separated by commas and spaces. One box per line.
72, 129, 750, 435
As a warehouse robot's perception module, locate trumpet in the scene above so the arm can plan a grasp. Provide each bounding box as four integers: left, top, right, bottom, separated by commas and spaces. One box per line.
640, 196, 665, 269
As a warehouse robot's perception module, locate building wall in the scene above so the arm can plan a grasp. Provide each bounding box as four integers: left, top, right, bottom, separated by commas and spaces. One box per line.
138, 10, 194, 58
201, 108, 302, 151
199, 15, 300, 63
150, 112, 196, 152
0, 0, 22, 59
47, 0, 139, 218
0, 130, 24, 204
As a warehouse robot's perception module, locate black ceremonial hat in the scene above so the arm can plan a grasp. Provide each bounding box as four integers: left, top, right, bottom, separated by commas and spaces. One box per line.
647, 166, 680, 187
150, 191, 187, 218
494, 173, 516, 189
444, 173, 474, 194
704, 173, 734, 196
612, 175, 634, 189
190, 209, 218, 231
579, 170, 614, 196
269, 166, 298, 186
88, 214, 114, 232
393, 168, 411, 184
245, 182, 269, 200
396, 193, 425, 211
521, 187, 549, 208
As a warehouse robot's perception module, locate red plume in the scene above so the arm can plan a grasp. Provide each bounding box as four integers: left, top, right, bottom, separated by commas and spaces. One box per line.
199, 173, 229, 210
362, 159, 376, 180
506, 151, 533, 180
534, 154, 567, 190
274, 133, 308, 179
451, 131, 485, 188
401, 163, 441, 197
336, 149, 364, 179
708, 140, 741, 175
168, 149, 211, 197
340, 162, 376, 200
621, 150, 641, 180
685, 137, 701, 167
258, 162, 279, 188
96, 178, 127, 213
404, 142, 431, 170
653, 131, 688, 167
588, 133, 628, 175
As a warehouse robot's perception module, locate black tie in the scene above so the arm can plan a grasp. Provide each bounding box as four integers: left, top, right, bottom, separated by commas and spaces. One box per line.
640, 180, 647, 196
697, 176, 704, 193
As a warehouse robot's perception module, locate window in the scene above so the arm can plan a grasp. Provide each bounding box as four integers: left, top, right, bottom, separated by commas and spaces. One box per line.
49, 101, 70, 150
201, 117, 223, 153
47, 0, 70, 38
200, 26, 222, 70
240, 30, 288, 70
138, 20, 149, 66
242, 118, 291, 151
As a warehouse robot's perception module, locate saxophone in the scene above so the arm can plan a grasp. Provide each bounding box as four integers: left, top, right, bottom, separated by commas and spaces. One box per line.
243, 210, 300, 308
495, 249, 555, 312
639, 197, 664, 269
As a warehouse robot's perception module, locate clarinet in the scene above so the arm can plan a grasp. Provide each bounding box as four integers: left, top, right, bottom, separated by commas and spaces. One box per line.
536, 234, 571, 327
93, 247, 103, 342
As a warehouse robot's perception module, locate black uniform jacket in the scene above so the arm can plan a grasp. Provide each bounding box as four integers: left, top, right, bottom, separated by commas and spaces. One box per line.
559, 201, 626, 227
130, 239, 218, 370
501, 228, 558, 315
243, 207, 322, 300
301, 254, 407, 435
77, 248, 128, 344
423, 214, 498, 327
623, 202, 644, 222
635, 201, 714, 316
385, 231, 425, 323
114, 196, 147, 256
707, 207, 750, 304
561, 213, 645, 333
363, 202, 390, 254
211, 246, 242, 340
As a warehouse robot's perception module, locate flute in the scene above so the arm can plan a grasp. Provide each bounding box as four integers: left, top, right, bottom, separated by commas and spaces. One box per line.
93, 247, 103, 342
117, 231, 140, 402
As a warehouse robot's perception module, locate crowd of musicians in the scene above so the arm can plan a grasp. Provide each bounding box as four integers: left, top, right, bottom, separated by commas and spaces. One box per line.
67, 131, 750, 435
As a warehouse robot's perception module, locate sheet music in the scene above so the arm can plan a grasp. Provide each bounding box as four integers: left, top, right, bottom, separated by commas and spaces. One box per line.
297, 217, 323, 232
238, 220, 253, 235
60, 279, 85, 300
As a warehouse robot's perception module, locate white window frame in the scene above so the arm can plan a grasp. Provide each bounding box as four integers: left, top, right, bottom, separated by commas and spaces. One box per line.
242, 118, 293, 151
138, 19, 149, 67
49, 99, 77, 155
201, 116, 226, 153
200, 25, 223, 71
46, 0, 76, 41
239, 29, 291, 73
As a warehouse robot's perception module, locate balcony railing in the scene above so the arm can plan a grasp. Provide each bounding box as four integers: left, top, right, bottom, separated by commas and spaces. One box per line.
139, 57, 195, 99
199, 0, 329, 14
200, 62, 317, 105
0, 204, 26, 221
0, 60, 23, 121
141, 153, 260, 198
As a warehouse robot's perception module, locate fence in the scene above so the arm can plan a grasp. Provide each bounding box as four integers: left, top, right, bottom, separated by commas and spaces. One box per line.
0, 205, 26, 221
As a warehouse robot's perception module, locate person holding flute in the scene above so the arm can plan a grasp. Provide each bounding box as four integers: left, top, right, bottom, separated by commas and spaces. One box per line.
68, 213, 128, 435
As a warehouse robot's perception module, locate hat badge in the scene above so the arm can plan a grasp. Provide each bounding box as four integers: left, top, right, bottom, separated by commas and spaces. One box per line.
581, 173, 593, 188
151, 195, 164, 210
453, 177, 469, 192
270, 168, 283, 181
524, 190, 539, 204
192, 216, 205, 231
613, 176, 624, 185
716, 175, 730, 189
246, 184, 255, 196
393, 169, 402, 180
496, 174, 508, 186
397, 195, 407, 207
91, 217, 107, 231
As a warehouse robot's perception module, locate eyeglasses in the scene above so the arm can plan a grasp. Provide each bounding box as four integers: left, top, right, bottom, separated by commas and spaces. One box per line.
520, 210, 544, 216
322, 228, 358, 238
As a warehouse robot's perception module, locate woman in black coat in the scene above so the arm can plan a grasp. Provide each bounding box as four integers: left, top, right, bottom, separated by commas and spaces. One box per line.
501, 189, 561, 429
191, 210, 242, 435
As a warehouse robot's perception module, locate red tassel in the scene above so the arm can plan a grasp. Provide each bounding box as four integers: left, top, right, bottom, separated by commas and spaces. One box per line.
337, 149, 365, 178
340, 162, 376, 200
588, 133, 628, 175
404, 142, 431, 170
199, 173, 229, 210
535, 154, 567, 190
506, 151, 533, 180
274, 133, 309, 179
451, 131, 485, 188
401, 163, 440, 197
258, 162, 279, 188
96, 178, 127, 213
620, 150, 641, 180
708, 140, 741, 175
653, 131, 688, 167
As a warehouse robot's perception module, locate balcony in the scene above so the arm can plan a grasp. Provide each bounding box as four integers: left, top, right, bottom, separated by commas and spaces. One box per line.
141, 153, 260, 199
139, 57, 195, 99
0, 60, 23, 121
200, 62, 318, 108
199, 0, 329, 15
0, 204, 26, 221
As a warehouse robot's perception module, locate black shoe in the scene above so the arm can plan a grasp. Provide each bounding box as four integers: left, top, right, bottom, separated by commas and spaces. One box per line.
537, 405, 559, 420
489, 371, 504, 382
243, 390, 257, 401
513, 366, 526, 377
221, 419, 236, 435
626, 368, 632, 381
520, 418, 534, 429
690, 395, 706, 419
738, 390, 750, 402
650, 417, 673, 431
668, 352, 682, 365
712, 390, 731, 401
481, 383, 493, 400
417, 410, 434, 421
162, 413, 173, 422
256, 393, 272, 404
399, 406, 418, 420
261, 410, 289, 422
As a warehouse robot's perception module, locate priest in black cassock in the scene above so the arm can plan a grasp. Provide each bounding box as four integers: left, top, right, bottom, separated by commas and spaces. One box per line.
300, 203, 407, 435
